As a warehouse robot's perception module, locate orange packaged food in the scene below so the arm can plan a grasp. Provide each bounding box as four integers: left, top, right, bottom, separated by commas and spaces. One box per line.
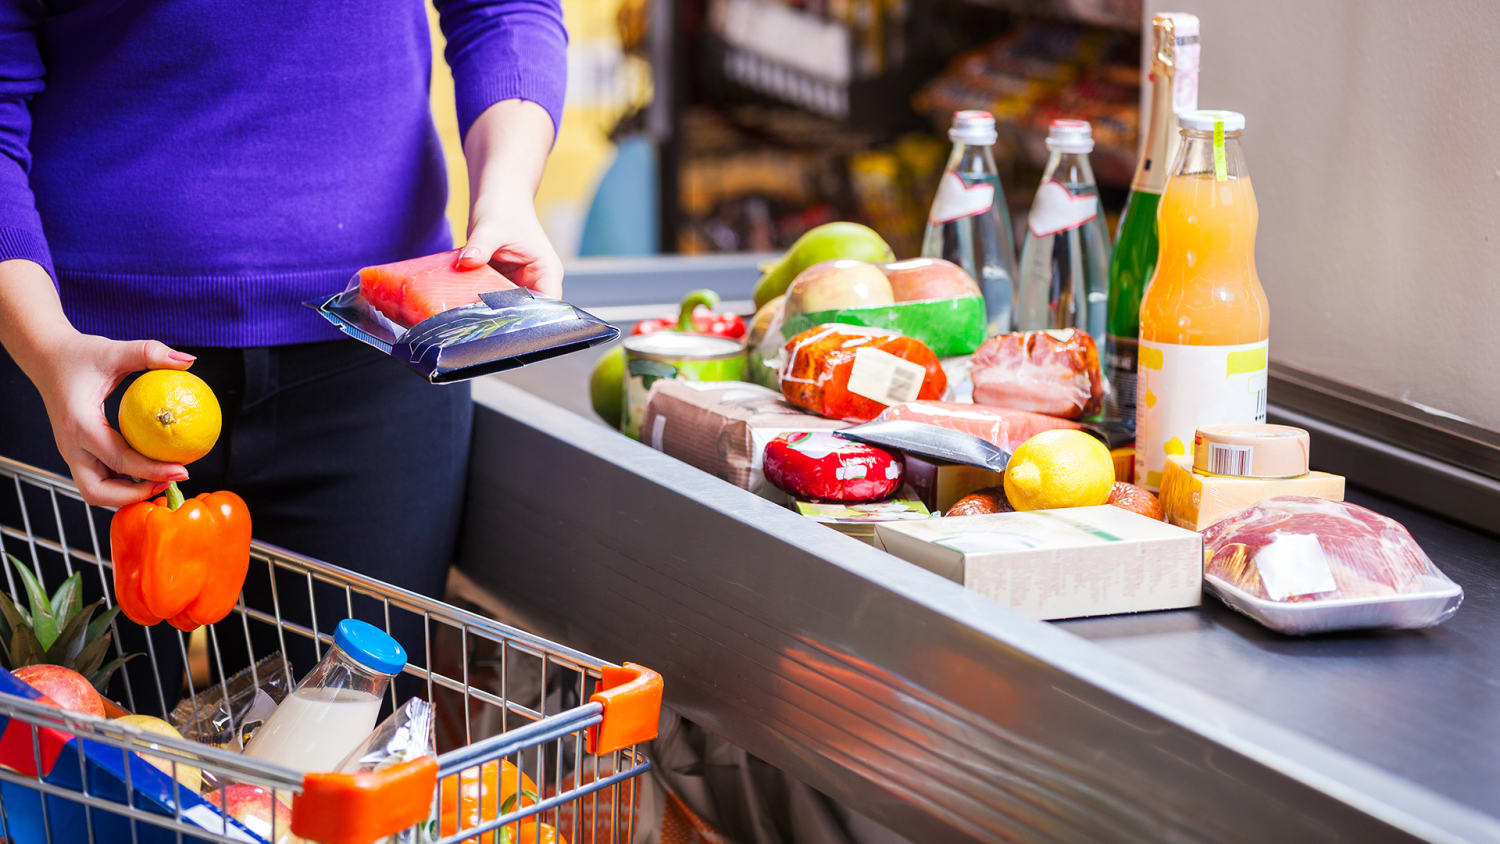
779, 325, 946, 423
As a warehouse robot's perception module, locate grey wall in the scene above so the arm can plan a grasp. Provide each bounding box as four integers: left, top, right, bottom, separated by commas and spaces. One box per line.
1146, 0, 1500, 432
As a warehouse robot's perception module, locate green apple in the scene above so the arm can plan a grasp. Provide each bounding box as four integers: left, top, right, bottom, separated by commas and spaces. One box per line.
752, 222, 893, 310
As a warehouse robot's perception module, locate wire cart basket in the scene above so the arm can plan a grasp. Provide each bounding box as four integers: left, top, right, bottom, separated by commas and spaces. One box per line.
0, 454, 662, 844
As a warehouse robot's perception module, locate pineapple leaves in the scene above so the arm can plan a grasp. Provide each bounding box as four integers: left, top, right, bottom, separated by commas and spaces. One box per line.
9, 622, 44, 668
88, 653, 137, 694
43, 597, 102, 667
9, 558, 58, 651
87, 605, 121, 646
49, 574, 83, 631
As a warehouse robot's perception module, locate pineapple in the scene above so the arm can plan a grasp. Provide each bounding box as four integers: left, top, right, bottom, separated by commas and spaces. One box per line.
0, 553, 136, 693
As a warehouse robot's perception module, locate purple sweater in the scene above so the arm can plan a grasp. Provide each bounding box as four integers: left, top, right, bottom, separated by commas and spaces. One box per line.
0, 0, 566, 347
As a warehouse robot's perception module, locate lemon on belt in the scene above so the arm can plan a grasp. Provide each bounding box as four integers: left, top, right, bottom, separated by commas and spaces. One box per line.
1004, 429, 1115, 511
119, 370, 222, 464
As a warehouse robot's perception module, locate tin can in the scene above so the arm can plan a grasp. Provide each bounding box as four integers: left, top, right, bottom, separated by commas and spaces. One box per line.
622, 332, 744, 438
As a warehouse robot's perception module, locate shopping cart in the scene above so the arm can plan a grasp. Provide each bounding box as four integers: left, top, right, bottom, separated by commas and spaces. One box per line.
0, 454, 662, 844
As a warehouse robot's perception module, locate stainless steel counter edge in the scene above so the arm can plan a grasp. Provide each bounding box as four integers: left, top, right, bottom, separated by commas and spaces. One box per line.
458, 377, 1500, 843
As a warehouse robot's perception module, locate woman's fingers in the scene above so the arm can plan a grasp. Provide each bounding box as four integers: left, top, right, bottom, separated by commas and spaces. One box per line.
67, 451, 159, 508
458, 217, 565, 298
82, 419, 187, 484
111, 338, 195, 374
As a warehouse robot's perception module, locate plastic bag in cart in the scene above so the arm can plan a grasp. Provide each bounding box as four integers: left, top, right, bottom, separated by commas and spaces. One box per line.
1202, 496, 1464, 634
309, 249, 618, 384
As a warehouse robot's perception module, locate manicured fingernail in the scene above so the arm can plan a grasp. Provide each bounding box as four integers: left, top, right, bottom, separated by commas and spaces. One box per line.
168, 351, 196, 364
150, 482, 170, 495
169, 470, 189, 481
457, 246, 481, 264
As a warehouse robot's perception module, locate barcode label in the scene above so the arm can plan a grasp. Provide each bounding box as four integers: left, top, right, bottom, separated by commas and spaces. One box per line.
1254, 388, 1267, 422
1208, 443, 1254, 476
847, 347, 926, 407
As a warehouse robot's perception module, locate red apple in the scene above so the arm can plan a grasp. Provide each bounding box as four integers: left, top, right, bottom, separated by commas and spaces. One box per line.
14, 665, 104, 717
205, 784, 302, 844
783, 259, 894, 322
881, 257, 981, 302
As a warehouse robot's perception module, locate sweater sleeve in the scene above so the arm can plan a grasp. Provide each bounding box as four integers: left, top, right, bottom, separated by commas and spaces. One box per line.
433, 0, 568, 141
0, 1, 51, 280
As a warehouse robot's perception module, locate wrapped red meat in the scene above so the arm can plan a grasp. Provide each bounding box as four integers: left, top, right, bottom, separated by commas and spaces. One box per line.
779, 325, 946, 423
970, 329, 1103, 419
762, 432, 903, 503
874, 401, 1080, 452
1203, 496, 1452, 603
359, 249, 516, 329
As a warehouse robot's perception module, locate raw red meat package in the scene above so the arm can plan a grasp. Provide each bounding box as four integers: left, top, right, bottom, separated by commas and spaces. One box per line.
970, 329, 1103, 419
359, 249, 517, 329
1202, 496, 1463, 634
779, 325, 946, 423
873, 401, 1080, 452
762, 432, 903, 502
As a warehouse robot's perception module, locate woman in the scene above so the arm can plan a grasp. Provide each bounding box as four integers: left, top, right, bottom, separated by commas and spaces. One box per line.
0, 1, 566, 708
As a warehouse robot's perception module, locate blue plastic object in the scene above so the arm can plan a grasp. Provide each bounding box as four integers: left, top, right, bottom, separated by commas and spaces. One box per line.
333, 619, 407, 675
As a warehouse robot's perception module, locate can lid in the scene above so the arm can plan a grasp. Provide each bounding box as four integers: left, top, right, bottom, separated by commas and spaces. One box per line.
623, 330, 742, 357
1192, 424, 1310, 479
334, 619, 407, 675
1180, 109, 1245, 132
1045, 119, 1094, 153
949, 110, 997, 145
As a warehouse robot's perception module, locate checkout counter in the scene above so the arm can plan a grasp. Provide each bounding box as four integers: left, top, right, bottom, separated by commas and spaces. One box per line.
456, 255, 1500, 843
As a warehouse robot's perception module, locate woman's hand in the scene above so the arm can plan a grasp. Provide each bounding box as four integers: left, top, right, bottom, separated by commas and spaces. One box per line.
0, 259, 191, 507
457, 99, 564, 298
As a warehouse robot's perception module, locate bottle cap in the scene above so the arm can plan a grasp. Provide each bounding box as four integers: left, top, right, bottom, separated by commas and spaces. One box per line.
1192, 424, 1310, 479
334, 618, 407, 676
949, 110, 997, 145
1180, 109, 1245, 132
1044, 119, 1094, 153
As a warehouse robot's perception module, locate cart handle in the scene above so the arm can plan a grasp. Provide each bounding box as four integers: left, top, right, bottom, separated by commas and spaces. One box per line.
586, 662, 664, 755
291, 756, 438, 844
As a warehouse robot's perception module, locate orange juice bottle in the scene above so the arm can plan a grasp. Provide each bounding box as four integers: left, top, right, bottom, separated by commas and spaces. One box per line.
1135, 110, 1270, 491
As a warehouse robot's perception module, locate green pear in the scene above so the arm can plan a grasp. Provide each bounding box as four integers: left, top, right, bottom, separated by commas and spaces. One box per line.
752, 222, 894, 310
588, 345, 626, 427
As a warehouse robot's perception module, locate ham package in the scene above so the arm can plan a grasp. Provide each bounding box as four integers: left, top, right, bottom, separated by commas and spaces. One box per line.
779, 325, 946, 423
873, 401, 1080, 452
970, 329, 1103, 419
1202, 496, 1463, 634
762, 432, 903, 502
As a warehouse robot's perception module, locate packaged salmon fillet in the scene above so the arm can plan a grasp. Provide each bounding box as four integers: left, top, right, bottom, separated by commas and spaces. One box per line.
779, 325, 946, 422
873, 401, 1080, 452
312, 249, 617, 383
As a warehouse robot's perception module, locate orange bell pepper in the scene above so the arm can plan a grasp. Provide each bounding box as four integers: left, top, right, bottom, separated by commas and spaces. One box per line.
109, 482, 251, 631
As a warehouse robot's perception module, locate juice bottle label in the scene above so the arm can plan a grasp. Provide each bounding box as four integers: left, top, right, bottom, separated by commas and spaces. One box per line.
1134, 338, 1268, 491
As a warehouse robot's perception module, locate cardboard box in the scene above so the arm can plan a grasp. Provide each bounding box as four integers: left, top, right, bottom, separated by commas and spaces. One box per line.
795, 499, 931, 545
641, 380, 845, 499
874, 506, 1202, 620
901, 455, 1004, 512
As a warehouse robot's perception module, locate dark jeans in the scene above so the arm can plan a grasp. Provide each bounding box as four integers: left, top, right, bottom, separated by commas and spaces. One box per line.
0, 339, 472, 715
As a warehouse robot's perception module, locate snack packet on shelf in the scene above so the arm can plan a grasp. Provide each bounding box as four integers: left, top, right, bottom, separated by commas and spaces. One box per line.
779, 325, 946, 423
970, 328, 1103, 419
1202, 496, 1464, 634
310, 249, 617, 383
168, 653, 290, 751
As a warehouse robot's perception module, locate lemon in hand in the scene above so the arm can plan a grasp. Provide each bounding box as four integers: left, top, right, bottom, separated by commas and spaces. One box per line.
120, 370, 221, 464
1003, 429, 1115, 511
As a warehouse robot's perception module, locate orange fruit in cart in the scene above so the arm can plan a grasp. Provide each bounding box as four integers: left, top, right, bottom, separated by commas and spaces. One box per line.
439, 758, 539, 843
119, 370, 222, 464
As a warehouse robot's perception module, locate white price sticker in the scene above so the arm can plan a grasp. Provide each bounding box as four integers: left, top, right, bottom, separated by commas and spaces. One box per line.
1254, 532, 1338, 601
846, 347, 925, 407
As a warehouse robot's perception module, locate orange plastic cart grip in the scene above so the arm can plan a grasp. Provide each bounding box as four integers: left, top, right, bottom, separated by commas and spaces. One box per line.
291, 756, 438, 844
586, 662, 663, 755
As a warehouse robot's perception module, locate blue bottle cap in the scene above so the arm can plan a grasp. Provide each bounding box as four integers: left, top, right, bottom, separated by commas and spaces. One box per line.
333, 619, 407, 676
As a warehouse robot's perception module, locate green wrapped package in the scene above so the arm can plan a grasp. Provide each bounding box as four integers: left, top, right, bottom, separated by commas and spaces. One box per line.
780, 296, 987, 357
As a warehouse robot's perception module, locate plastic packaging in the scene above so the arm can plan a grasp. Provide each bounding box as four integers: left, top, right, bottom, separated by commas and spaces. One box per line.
836, 420, 1011, 472
312, 249, 617, 384
780, 296, 987, 357
873, 400, 1080, 452
762, 432, 903, 503
779, 325, 946, 423
945, 487, 1011, 516
338, 697, 434, 773
1202, 496, 1463, 634
243, 619, 407, 773
168, 653, 290, 750
971, 328, 1104, 418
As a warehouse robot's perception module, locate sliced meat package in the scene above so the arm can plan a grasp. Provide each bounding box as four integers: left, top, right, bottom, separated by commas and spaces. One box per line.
1202, 496, 1463, 634
970, 328, 1103, 419
762, 432, 903, 503
779, 325, 946, 423
873, 401, 1080, 452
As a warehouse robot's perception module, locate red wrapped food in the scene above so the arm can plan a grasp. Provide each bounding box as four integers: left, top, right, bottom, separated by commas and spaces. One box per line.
359, 249, 516, 328
970, 329, 1103, 418
780, 325, 946, 423
874, 401, 1079, 452
762, 432, 903, 502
